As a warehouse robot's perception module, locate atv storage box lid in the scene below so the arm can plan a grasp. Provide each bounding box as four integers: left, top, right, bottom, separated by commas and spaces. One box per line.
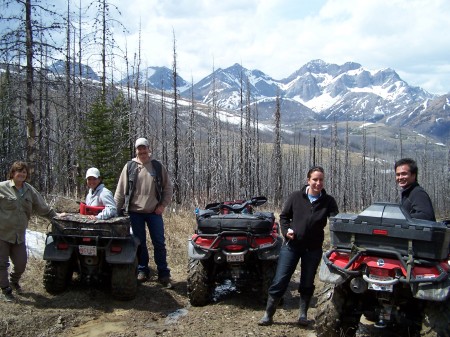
330, 202, 450, 260
197, 212, 274, 234
51, 214, 131, 237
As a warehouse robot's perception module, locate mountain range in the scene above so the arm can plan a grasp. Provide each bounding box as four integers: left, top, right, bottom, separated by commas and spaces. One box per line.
50, 59, 450, 144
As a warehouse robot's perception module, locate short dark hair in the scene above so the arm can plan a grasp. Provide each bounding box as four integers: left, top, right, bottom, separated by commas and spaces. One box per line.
394, 158, 418, 181
9, 161, 28, 179
307, 165, 324, 178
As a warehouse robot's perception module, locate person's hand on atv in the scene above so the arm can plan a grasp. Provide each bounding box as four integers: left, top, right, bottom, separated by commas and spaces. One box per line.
56, 212, 69, 217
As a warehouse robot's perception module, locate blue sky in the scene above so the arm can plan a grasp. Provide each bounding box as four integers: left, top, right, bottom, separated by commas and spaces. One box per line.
2, 0, 449, 94
112, 0, 449, 94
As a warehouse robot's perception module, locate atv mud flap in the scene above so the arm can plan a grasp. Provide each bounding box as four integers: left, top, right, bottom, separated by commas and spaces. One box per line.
105, 236, 140, 264
411, 277, 450, 301
257, 237, 282, 260
318, 255, 349, 285
43, 236, 74, 261
188, 240, 212, 260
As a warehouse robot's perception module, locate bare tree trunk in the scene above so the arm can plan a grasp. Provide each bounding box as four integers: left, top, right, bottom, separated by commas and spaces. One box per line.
273, 93, 282, 207
100, 0, 107, 99
25, 0, 37, 183
343, 119, 350, 212
239, 65, 244, 195
188, 78, 196, 202
172, 31, 180, 204
360, 117, 367, 209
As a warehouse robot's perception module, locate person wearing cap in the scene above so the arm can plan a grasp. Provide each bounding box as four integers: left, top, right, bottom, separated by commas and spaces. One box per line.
85, 167, 117, 220
114, 137, 174, 288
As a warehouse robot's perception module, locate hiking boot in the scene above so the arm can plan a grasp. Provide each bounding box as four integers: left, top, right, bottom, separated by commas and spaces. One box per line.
137, 271, 149, 283
158, 276, 173, 289
10, 282, 23, 294
1, 287, 15, 302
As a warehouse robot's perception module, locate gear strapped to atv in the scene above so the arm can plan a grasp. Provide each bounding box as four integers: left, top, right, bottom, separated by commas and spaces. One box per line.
315, 202, 450, 337
187, 196, 281, 306
42, 205, 139, 301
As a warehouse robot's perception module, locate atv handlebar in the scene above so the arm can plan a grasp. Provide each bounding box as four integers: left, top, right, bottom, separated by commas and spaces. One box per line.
205, 196, 267, 213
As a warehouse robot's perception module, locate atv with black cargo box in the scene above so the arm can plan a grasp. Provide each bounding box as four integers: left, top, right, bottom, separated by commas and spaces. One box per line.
315, 202, 450, 337
43, 209, 139, 301
187, 196, 281, 306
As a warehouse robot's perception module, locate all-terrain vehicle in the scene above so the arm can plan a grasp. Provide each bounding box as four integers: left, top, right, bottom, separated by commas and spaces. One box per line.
315, 202, 450, 337
187, 196, 281, 306
43, 204, 139, 300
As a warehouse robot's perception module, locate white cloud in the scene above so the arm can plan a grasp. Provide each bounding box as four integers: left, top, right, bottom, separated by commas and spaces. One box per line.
105, 0, 450, 94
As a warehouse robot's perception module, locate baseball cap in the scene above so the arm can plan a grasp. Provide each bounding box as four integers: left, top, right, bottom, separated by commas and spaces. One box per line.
86, 167, 101, 179
135, 137, 149, 148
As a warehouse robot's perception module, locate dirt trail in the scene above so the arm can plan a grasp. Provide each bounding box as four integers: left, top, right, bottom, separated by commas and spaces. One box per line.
2, 261, 322, 337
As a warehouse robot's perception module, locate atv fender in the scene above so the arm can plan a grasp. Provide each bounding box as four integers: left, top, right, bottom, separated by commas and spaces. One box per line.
43, 235, 74, 261
318, 254, 348, 285
106, 236, 140, 264
411, 276, 450, 301
188, 240, 212, 260
257, 236, 282, 260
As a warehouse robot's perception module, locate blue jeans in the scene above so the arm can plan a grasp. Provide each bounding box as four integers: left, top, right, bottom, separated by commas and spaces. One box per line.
129, 212, 170, 278
268, 243, 322, 299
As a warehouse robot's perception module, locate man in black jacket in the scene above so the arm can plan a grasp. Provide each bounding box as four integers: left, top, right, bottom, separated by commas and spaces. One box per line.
395, 158, 436, 221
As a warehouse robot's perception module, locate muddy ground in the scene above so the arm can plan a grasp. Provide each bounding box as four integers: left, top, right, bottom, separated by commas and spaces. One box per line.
0, 199, 392, 337
1, 259, 321, 337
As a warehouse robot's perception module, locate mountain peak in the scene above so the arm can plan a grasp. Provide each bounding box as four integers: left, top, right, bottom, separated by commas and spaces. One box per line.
119, 65, 188, 91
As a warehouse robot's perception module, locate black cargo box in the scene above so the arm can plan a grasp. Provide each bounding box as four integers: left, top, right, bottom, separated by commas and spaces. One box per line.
330, 203, 450, 260
197, 212, 274, 234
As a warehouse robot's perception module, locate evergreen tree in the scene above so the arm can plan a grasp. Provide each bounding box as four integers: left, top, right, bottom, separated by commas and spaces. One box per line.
110, 92, 131, 179
80, 96, 128, 191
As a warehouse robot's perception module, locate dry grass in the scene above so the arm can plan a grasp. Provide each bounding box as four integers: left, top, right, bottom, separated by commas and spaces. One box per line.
163, 209, 197, 275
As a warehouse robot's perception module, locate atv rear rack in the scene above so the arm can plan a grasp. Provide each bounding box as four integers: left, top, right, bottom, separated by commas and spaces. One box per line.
323, 247, 449, 285
191, 230, 279, 252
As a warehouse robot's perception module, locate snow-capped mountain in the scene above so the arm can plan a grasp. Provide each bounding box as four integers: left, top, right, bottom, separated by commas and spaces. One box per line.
175, 60, 446, 141
187, 63, 280, 110
398, 94, 450, 140
119, 66, 189, 92
181, 60, 435, 123
49, 60, 100, 81
46, 59, 447, 143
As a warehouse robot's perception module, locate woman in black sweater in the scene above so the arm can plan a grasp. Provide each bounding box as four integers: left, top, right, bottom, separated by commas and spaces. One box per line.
259, 166, 339, 326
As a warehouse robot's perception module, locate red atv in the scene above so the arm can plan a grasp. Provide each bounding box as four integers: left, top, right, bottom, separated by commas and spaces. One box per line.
187, 196, 281, 306
43, 203, 139, 300
315, 203, 450, 337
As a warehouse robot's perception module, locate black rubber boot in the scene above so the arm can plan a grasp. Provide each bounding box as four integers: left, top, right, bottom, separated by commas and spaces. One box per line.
297, 294, 312, 326
258, 295, 280, 326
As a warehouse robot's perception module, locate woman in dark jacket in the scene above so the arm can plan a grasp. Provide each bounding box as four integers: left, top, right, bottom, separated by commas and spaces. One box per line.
259, 166, 339, 326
